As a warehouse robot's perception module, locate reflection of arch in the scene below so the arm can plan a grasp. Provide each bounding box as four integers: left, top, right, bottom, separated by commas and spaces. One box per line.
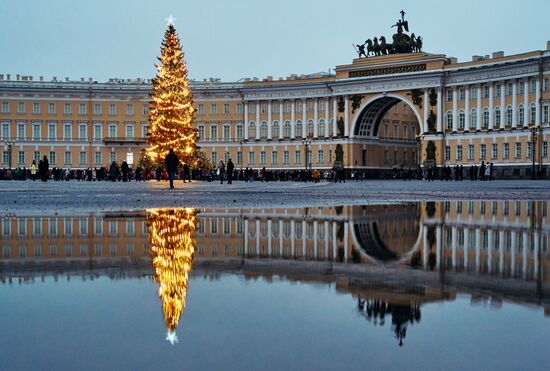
351, 94, 423, 138
353, 222, 397, 261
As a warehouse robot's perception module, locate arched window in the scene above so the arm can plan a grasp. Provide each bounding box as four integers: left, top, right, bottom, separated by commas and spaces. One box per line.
458, 110, 465, 130
518, 104, 525, 125
248, 121, 256, 139
470, 109, 477, 128
506, 106, 513, 127
494, 107, 501, 129
284, 121, 291, 138
319, 119, 326, 137
295, 120, 303, 137
446, 111, 453, 130
482, 108, 489, 128
530, 103, 536, 125
307, 120, 314, 136
272, 121, 280, 138
260, 121, 268, 138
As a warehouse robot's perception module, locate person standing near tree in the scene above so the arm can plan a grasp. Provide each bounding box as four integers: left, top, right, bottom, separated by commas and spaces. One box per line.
226, 158, 234, 184
218, 160, 226, 184
182, 162, 191, 183
38, 155, 49, 182
164, 148, 179, 189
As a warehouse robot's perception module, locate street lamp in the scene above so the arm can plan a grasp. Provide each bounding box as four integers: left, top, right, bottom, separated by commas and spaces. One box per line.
530, 125, 539, 179
4, 140, 15, 169
302, 136, 312, 170
415, 134, 423, 167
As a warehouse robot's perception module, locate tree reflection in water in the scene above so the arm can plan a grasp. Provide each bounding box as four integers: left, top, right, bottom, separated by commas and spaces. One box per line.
147, 208, 197, 345
357, 297, 421, 347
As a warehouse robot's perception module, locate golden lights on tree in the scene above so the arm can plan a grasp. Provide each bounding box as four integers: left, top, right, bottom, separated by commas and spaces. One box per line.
146, 22, 197, 164
147, 207, 197, 345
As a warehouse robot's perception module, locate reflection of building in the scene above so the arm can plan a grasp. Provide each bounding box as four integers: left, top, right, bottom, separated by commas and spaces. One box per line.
1, 202, 549, 314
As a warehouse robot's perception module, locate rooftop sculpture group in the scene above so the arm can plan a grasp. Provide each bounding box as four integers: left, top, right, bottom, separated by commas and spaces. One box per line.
355, 10, 423, 58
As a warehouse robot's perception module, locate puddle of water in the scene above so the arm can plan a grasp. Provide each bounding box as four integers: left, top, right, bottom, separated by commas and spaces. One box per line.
1, 201, 549, 370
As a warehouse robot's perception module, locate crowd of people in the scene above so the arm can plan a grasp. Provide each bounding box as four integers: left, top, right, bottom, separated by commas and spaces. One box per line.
0, 152, 502, 184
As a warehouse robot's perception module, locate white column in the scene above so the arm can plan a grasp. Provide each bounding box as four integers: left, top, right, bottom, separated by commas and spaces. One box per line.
521, 231, 530, 278
452, 87, 458, 132
436, 225, 442, 270
523, 79, 529, 127
290, 219, 296, 257
313, 221, 319, 259
476, 85, 482, 131
512, 80, 518, 129
511, 230, 517, 277
313, 98, 319, 138
324, 99, 330, 138
255, 219, 260, 256
500, 82, 506, 129
332, 98, 338, 137
244, 219, 249, 255
475, 228, 481, 273
487, 230, 493, 274
422, 224, 428, 269
464, 228, 470, 271
423, 89, 429, 133
279, 101, 284, 140
536, 79, 541, 126
436, 88, 443, 132
344, 221, 349, 262
255, 101, 260, 140
301, 220, 307, 257
279, 220, 284, 256
324, 221, 329, 260
244, 101, 249, 140
488, 83, 494, 130
344, 96, 350, 137
267, 219, 272, 256
332, 221, 337, 260
291, 100, 296, 139
451, 226, 457, 269
498, 230, 505, 275
464, 86, 470, 131
267, 101, 272, 140
302, 100, 307, 139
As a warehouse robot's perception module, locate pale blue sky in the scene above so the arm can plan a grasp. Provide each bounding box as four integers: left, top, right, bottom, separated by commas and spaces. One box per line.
1, 0, 549, 82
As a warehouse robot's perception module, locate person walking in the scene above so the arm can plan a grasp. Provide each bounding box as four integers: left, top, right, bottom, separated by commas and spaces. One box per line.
485, 162, 492, 181
109, 161, 118, 181
164, 148, 179, 189
218, 160, 226, 184
38, 155, 49, 182
182, 162, 191, 183
30, 160, 37, 181
479, 161, 486, 181
121, 161, 130, 182
226, 158, 235, 184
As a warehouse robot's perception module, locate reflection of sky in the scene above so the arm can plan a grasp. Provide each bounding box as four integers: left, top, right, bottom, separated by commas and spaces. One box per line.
0, 274, 549, 371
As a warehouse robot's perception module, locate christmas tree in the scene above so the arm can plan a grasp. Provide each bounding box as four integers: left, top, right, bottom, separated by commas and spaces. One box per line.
147, 20, 197, 165
147, 207, 197, 345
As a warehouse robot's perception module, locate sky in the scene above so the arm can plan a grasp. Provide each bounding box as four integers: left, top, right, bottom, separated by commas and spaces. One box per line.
1, 0, 549, 83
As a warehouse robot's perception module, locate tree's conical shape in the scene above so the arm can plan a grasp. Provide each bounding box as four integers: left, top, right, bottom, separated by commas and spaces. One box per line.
147, 24, 197, 164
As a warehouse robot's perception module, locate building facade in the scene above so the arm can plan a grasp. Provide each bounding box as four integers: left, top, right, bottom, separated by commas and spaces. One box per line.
2, 43, 550, 177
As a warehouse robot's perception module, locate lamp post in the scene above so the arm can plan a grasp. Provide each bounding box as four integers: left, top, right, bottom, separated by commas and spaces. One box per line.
415, 134, 423, 167
4, 139, 15, 169
302, 136, 312, 170
530, 125, 539, 179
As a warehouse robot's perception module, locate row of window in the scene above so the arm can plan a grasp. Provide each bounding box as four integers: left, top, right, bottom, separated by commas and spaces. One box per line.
443, 200, 548, 218
2, 150, 125, 166
1, 218, 141, 237
210, 149, 330, 166
444, 79, 547, 102
0, 122, 148, 140
444, 142, 549, 162
444, 104, 545, 130
0, 102, 146, 116
2, 242, 140, 258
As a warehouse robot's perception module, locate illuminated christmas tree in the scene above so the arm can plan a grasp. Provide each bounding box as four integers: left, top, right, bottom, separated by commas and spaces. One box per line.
147, 207, 197, 345
147, 18, 197, 164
